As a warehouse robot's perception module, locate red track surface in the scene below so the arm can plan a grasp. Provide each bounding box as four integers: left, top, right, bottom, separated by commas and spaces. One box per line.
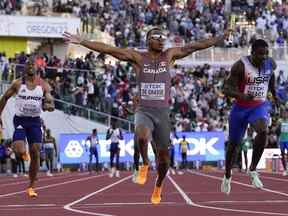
0, 170, 287, 216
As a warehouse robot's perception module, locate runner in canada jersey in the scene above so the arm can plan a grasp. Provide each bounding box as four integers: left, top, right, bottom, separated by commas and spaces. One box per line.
221, 39, 279, 195
64, 26, 231, 204
0, 61, 54, 198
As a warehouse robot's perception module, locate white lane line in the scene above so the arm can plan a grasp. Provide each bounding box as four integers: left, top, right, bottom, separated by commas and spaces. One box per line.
214, 169, 288, 183
240, 172, 288, 183
64, 175, 132, 216
168, 175, 193, 205
188, 170, 288, 197
0, 174, 107, 198
202, 200, 288, 204
168, 174, 288, 216
0, 204, 57, 207
79, 202, 178, 206
0, 173, 78, 188
254, 175, 288, 183
0, 207, 60, 211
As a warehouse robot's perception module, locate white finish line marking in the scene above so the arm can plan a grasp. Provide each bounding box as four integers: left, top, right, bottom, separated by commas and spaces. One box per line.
168, 170, 288, 216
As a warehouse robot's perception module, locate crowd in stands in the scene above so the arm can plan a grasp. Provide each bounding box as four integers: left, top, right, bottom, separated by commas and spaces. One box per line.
0, 0, 22, 15
1, 50, 288, 150
0, 0, 50, 16
2, 0, 288, 49
53, 0, 235, 48
50, 0, 288, 49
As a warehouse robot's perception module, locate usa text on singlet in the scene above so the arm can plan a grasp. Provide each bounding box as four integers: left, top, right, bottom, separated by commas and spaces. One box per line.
236, 56, 274, 107
15, 84, 44, 117
137, 52, 173, 108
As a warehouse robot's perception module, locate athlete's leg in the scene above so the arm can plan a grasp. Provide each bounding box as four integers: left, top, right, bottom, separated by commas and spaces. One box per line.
19, 157, 25, 174
247, 103, 270, 187
49, 150, 54, 173
225, 105, 247, 179
249, 104, 269, 172
280, 148, 287, 171
13, 137, 26, 177
133, 134, 140, 171
88, 148, 93, 172
150, 109, 171, 204
222, 105, 247, 195
135, 111, 154, 168
151, 139, 158, 163
110, 149, 115, 169
12, 116, 28, 159
132, 134, 140, 182
28, 143, 40, 188
244, 150, 248, 172
135, 112, 154, 185
236, 146, 242, 171
94, 150, 99, 172
45, 149, 51, 172
170, 149, 175, 168
155, 148, 169, 187
247, 118, 267, 188
25, 118, 43, 197
135, 125, 151, 166
184, 153, 188, 169
116, 147, 120, 170
181, 152, 184, 169
14, 141, 26, 155
12, 122, 28, 177
151, 148, 170, 203
115, 147, 120, 177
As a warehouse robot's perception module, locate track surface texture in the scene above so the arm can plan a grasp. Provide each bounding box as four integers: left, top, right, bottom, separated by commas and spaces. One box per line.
0, 170, 288, 216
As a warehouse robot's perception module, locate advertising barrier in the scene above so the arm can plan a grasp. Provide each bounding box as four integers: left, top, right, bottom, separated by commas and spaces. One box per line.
59, 132, 225, 164
0, 15, 80, 38
242, 149, 282, 170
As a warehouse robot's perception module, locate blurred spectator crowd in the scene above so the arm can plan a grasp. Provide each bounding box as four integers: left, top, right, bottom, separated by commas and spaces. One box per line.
1, 50, 288, 149
1, 0, 288, 49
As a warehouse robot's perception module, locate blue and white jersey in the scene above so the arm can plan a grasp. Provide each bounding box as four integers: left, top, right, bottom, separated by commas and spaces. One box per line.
15, 84, 44, 117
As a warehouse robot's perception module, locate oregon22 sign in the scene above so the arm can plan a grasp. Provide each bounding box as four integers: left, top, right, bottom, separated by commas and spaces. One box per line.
59, 132, 225, 164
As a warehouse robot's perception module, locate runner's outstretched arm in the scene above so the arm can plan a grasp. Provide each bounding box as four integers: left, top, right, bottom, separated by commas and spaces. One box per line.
167, 30, 231, 61
63, 31, 142, 64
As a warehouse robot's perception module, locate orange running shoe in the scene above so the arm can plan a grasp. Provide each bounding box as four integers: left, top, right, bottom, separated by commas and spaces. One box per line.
26, 187, 38, 198
151, 186, 162, 204
22, 152, 30, 161
136, 165, 149, 185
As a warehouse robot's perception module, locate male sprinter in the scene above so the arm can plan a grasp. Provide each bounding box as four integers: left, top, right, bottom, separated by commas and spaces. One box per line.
0, 61, 54, 197
63, 27, 230, 204
221, 39, 278, 194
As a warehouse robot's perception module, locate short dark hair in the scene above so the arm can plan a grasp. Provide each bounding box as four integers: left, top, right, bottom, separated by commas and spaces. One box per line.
251, 39, 268, 53
146, 27, 162, 40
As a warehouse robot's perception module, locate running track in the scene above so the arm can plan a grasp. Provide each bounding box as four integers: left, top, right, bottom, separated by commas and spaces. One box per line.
0, 170, 287, 216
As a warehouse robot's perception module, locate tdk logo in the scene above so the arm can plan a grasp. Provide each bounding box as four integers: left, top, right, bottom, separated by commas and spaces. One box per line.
65, 140, 84, 158
60, 132, 225, 164
174, 137, 220, 155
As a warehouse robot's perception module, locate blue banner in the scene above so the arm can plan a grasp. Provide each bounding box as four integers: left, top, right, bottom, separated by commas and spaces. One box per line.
59, 132, 225, 164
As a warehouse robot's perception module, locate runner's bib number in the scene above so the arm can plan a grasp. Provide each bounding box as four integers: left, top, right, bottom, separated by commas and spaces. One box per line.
141, 83, 165, 100
244, 84, 268, 100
